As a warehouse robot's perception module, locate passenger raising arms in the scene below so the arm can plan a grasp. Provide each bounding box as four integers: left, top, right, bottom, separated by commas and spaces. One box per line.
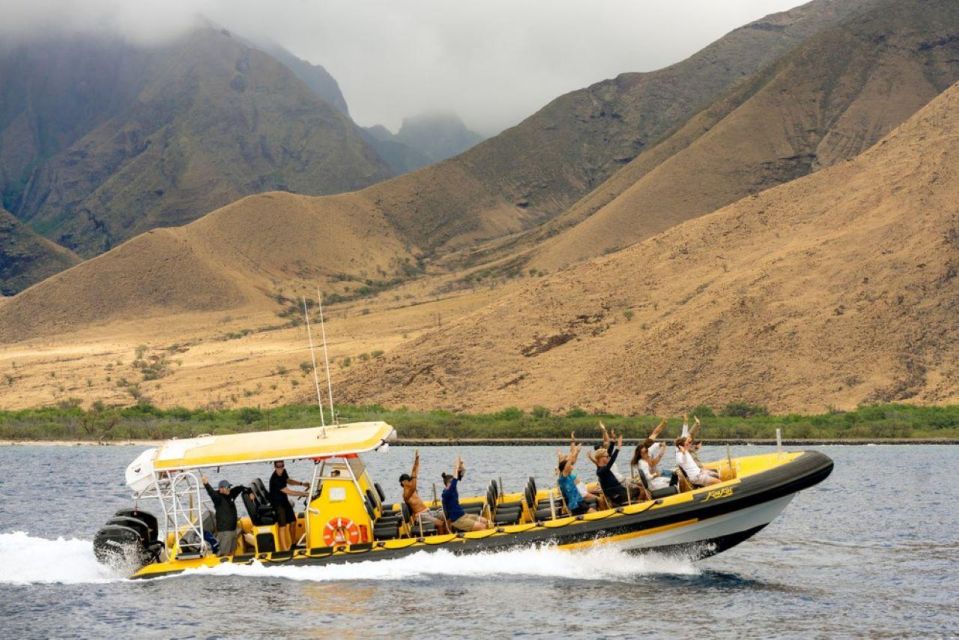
675, 436, 720, 487
589, 433, 645, 506
201, 476, 253, 557
631, 418, 670, 488
400, 450, 448, 534
557, 434, 597, 515
597, 422, 628, 484
442, 456, 489, 532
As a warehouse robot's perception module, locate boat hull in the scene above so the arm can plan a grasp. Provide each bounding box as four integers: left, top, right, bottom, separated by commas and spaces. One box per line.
131, 450, 832, 579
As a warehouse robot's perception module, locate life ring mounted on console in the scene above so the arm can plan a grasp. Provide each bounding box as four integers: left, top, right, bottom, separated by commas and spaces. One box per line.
323, 517, 361, 546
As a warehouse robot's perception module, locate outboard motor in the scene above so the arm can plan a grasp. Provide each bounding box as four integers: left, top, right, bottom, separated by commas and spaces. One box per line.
93, 508, 163, 571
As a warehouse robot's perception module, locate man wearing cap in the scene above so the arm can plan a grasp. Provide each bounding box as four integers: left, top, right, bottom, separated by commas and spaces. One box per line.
201, 476, 253, 556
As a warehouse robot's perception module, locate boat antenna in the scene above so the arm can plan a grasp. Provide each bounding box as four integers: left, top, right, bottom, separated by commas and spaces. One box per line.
302, 297, 326, 427
317, 287, 336, 425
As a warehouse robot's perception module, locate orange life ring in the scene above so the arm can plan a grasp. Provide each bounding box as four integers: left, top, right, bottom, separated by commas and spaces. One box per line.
322, 517, 361, 546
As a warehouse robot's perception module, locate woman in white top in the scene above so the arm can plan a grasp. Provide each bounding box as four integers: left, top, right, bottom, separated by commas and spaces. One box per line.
630, 440, 670, 490
675, 436, 720, 486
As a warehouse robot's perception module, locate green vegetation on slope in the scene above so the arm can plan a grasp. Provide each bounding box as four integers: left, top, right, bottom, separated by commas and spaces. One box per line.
1, 402, 958, 442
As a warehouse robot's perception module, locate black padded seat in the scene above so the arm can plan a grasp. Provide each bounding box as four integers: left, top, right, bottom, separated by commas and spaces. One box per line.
251, 478, 271, 505
651, 486, 679, 498
633, 470, 678, 501
243, 479, 277, 525
373, 520, 400, 540
461, 503, 485, 515
411, 519, 437, 537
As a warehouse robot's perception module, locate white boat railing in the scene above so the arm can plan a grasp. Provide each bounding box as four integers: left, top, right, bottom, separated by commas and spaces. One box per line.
134, 469, 207, 557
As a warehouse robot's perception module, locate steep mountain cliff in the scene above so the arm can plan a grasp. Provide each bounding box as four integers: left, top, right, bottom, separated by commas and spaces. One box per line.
0, 28, 391, 259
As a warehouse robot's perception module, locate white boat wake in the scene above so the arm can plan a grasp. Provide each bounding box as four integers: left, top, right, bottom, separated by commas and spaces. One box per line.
0, 531, 699, 585
0, 531, 122, 584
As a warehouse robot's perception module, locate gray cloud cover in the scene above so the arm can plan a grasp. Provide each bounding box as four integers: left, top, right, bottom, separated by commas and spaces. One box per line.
0, 0, 803, 134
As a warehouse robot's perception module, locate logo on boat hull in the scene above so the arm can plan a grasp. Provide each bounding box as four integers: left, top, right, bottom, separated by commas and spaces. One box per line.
701, 487, 734, 502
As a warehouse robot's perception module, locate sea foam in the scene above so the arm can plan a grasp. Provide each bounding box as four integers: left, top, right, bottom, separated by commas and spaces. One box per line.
0, 531, 698, 585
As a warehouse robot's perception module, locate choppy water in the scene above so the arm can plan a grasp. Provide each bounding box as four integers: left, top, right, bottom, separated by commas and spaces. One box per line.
0, 444, 957, 639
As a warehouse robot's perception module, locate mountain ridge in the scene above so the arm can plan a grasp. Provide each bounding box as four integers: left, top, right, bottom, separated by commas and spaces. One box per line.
336, 80, 959, 414
529, 0, 959, 270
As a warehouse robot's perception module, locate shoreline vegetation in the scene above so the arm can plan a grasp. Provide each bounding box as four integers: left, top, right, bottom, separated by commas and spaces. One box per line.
1, 401, 958, 443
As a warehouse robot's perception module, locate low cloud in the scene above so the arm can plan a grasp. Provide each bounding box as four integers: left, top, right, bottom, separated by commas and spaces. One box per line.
0, 0, 803, 135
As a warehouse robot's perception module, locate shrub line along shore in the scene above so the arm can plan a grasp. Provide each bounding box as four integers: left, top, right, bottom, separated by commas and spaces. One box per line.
1, 402, 958, 442
2, 438, 958, 448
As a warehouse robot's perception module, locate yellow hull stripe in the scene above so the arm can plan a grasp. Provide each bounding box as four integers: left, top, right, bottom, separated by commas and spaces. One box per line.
558, 519, 698, 550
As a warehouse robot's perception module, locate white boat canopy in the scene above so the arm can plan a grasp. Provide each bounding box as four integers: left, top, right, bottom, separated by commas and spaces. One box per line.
125, 422, 396, 490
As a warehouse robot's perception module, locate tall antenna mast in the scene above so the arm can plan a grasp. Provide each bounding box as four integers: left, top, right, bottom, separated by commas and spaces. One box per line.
302, 297, 326, 427
317, 287, 336, 424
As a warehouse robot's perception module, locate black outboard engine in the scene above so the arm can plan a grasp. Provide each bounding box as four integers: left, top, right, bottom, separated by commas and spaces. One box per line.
93, 508, 163, 571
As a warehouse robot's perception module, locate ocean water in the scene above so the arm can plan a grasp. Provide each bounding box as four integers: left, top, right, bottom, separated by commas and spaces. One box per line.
0, 444, 956, 639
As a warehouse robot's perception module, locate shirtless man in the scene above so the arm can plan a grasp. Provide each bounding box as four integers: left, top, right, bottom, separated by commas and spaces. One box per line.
399, 450, 447, 534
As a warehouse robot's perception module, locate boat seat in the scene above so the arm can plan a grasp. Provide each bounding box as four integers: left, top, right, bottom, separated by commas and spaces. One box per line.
672, 467, 694, 493
410, 517, 438, 537
373, 519, 401, 540
634, 470, 679, 500
251, 478, 271, 505
652, 486, 679, 498
243, 479, 277, 525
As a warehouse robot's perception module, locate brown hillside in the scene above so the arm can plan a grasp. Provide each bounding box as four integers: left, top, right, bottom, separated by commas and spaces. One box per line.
337, 82, 959, 414
0, 208, 81, 295
531, 0, 959, 271
0, 191, 412, 343
0, 0, 865, 303
354, 0, 878, 253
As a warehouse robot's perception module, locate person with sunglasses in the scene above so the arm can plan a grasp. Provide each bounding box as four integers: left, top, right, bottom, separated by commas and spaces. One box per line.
268, 460, 309, 551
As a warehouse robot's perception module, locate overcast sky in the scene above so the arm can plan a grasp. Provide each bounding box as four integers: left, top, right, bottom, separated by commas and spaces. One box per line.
1, 0, 806, 135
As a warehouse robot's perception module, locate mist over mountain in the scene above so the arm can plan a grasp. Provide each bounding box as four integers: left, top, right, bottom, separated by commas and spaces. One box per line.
0, 27, 391, 261
362, 113, 484, 174
263, 44, 350, 116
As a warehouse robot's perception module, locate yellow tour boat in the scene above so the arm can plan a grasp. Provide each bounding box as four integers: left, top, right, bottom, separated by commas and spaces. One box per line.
92, 421, 833, 579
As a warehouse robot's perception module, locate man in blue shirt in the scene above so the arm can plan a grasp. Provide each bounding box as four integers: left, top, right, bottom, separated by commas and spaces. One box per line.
441, 456, 489, 532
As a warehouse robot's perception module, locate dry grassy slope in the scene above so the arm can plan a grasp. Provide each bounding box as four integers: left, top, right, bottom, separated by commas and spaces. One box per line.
0, 191, 413, 342
0, 208, 81, 295
337, 82, 959, 415
368, 0, 877, 253
0, 0, 879, 344
531, 0, 959, 271
8, 28, 391, 258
